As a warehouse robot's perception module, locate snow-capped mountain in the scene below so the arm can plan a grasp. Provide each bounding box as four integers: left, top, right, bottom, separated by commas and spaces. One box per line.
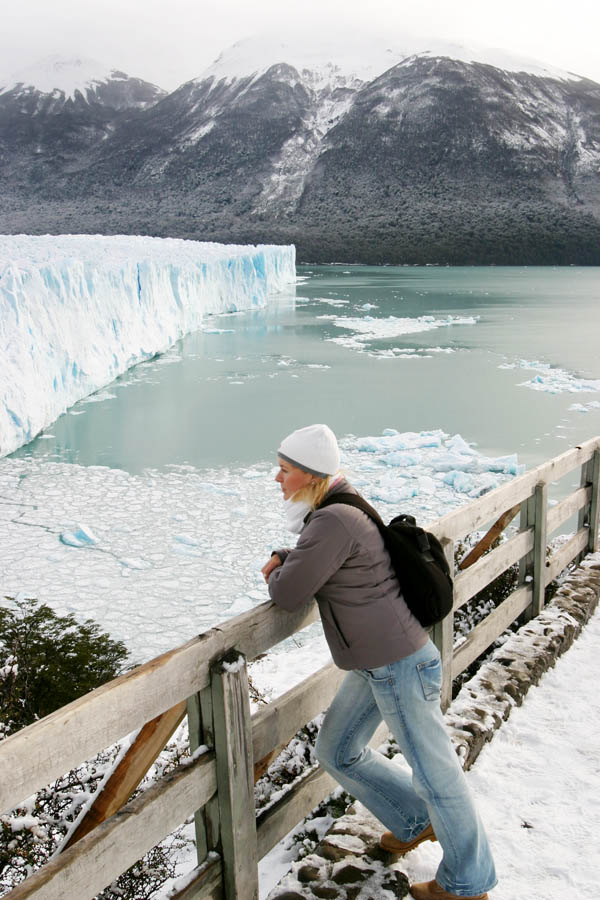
203, 28, 577, 86
0, 56, 166, 109
1, 34, 599, 264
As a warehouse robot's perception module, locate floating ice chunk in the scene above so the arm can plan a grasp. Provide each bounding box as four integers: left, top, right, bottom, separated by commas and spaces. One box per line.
468, 473, 500, 497
325, 313, 477, 354
443, 471, 474, 492
59, 525, 98, 547
504, 359, 600, 394
568, 402, 599, 413
479, 454, 523, 475
415, 432, 444, 449
173, 534, 199, 546
383, 452, 418, 467
418, 476, 437, 494
370, 484, 419, 503
119, 557, 152, 569
433, 453, 475, 472
82, 391, 118, 404
172, 544, 203, 557
446, 434, 478, 456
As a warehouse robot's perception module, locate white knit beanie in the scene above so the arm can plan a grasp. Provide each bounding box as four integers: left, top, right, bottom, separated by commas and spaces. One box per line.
278, 424, 340, 477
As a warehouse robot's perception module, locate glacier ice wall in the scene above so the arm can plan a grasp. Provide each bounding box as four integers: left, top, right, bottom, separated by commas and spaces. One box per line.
0, 234, 296, 456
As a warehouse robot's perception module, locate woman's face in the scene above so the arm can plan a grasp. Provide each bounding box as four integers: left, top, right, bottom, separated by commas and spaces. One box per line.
275, 457, 313, 500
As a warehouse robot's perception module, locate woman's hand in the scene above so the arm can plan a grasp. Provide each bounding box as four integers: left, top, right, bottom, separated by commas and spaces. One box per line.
262, 554, 282, 583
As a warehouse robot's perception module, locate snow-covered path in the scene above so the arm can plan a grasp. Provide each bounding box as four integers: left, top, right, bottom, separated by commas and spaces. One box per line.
398, 606, 600, 900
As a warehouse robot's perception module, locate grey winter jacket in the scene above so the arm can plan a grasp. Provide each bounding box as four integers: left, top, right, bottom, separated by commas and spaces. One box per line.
267, 479, 428, 670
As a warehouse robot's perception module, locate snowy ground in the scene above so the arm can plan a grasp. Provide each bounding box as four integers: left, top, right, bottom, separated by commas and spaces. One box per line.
259, 601, 600, 899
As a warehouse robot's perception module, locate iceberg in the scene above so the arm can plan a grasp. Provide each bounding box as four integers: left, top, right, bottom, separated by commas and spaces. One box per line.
0, 235, 296, 457
501, 359, 600, 395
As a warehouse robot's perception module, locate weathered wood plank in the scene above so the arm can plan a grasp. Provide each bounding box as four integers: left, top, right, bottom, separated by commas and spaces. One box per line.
457, 504, 521, 570
545, 529, 589, 584
4, 754, 217, 900
590, 450, 600, 553
431, 438, 599, 543
252, 663, 345, 768
453, 529, 534, 609
210, 652, 258, 900
0, 599, 319, 816
546, 486, 591, 536
519, 483, 549, 624
168, 856, 223, 900
186, 692, 215, 866
451, 585, 533, 678
256, 766, 338, 859
62, 701, 187, 850
530, 484, 548, 619
255, 721, 390, 859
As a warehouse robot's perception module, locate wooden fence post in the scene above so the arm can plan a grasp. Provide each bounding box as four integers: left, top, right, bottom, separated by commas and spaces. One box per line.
211, 650, 258, 900
590, 449, 600, 553
186, 688, 220, 868
519, 483, 548, 622
432, 538, 454, 711
582, 450, 600, 554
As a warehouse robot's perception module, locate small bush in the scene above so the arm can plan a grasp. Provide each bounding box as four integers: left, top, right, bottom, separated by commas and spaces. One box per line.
0, 597, 129, 738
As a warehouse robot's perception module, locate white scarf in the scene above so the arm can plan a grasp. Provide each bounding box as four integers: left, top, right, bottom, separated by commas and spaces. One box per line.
283, 496, 312, 533
282, 474, 342, 533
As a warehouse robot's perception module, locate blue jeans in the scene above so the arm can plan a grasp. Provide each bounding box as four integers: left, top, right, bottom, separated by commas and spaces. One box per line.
315, 640, 497, 896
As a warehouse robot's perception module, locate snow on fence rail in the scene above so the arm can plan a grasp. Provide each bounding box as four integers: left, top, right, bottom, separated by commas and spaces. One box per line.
1, 436, 599, 900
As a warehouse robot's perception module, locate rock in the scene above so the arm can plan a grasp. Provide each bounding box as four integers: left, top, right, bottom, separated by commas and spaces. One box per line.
331, 862, 373, 885
312, 887, 340, 899
297, 864, 323, 884
320, 834, 366, 862
269, 893, 306, 900
380, 870, 411, 897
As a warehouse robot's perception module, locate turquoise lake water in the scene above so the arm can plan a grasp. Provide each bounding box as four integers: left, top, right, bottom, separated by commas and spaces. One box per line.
12, 265, 600, 474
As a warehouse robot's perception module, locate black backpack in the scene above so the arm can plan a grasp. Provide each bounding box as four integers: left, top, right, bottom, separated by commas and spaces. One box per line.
318, 492, 453, 628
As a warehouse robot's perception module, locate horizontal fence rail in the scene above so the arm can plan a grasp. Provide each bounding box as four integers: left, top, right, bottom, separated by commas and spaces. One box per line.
1, 436, 599, 900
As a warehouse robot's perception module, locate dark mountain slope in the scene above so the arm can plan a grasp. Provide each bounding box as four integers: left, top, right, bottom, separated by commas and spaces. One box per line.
1, 50, 599, 264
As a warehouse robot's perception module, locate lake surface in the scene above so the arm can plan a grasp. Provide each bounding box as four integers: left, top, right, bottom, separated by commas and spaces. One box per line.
13, 265, 600, 474
4, 264, 600, 664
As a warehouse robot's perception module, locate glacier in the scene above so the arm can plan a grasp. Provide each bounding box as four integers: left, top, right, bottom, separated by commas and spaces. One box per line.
0, 234, 296, 457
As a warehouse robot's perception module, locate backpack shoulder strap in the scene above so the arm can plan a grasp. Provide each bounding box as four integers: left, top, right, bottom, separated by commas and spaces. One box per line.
318, 492, 385, 528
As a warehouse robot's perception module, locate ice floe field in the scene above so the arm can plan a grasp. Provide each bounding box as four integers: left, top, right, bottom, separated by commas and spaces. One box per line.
1, 429, 521, 675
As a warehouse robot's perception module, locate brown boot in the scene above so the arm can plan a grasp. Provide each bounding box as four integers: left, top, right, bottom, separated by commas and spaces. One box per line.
410, 880, 488, 900
379, 822, 437, 855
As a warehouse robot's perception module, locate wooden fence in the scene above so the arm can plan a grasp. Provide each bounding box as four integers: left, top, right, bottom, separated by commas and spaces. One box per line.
1, 436, 599, 900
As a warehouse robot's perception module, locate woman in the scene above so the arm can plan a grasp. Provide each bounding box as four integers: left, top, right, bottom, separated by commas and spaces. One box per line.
262, 424, 496, 900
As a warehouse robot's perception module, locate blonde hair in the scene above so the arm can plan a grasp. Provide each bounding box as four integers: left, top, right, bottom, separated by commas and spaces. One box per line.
293, 475, 333, 510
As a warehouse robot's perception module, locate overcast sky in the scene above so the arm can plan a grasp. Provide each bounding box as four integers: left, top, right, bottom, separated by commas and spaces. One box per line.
3, 0, 600, 90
